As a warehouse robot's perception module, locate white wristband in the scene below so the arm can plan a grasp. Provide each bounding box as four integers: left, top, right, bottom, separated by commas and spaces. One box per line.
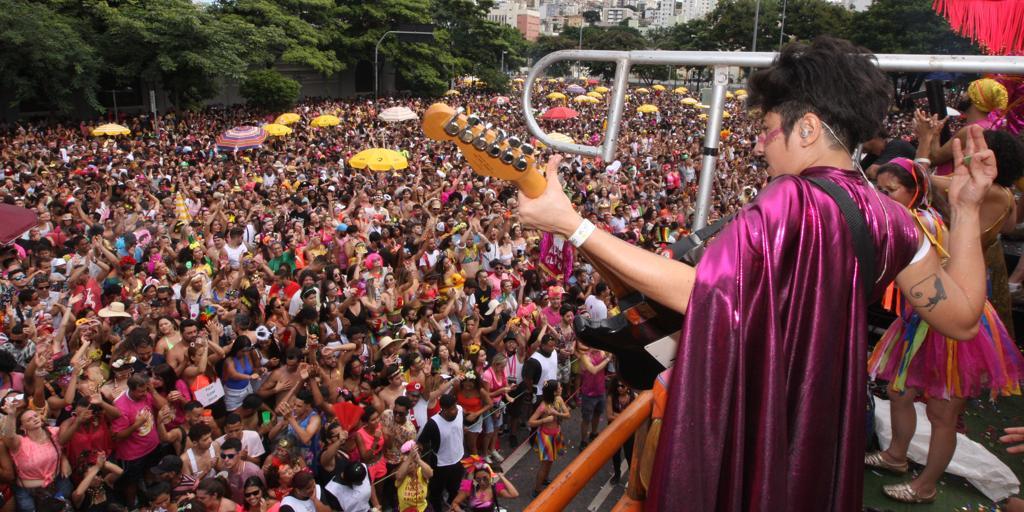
568, 219, 596, 248
914, 157, 931, 167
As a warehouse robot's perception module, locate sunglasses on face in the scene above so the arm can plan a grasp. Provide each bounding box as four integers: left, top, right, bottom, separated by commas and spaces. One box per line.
244, 491, 261, 498
221, 453, 237, 460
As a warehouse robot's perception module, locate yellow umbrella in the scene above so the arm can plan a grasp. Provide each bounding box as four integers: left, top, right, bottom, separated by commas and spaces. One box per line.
513, 78, 525, 83
574, 95, 599, 104
698, 104, 710, 109
637, 104, 659, 114
698, 114, 708, 120
673, 86, 689, 94
348, 149, 408, 171
263, 123, 293, 137
635, 87, 650, 94
546, 78, 558, 84
310, 115, 340, 128
444, 89, 460, 97
722, 111, 732, 119
546, 92, 566, 101
535, 132, 575, 149
274, 113, 300, 125
586, 91, 603, 99
594, 86, 609, 93
652, 84, 666, 91
91, 123, 131, 136
725, 91, 735, 99
735, 89, 747, 96
681, 97, 699, 106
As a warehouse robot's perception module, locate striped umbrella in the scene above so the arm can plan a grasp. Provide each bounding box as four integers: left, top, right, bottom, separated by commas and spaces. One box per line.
378, 106, 419, 122
216, 126, 266, 151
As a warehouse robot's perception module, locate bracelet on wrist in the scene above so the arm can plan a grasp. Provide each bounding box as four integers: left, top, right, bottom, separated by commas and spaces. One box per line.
568, 219, 596, 248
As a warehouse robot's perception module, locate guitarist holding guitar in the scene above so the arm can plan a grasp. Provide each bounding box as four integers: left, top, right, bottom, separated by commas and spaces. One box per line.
424, 37, 999, 512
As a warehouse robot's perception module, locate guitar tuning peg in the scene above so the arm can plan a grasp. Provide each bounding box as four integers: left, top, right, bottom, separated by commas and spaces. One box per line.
472, 124, 494, 151
458, 124, 478, 144
486, 130, 508, 158
464, 115, 481, 127
506, 137, 522, 149
442, 108, 465, 136
519, 143, 535, 157
513, 156, 529, 172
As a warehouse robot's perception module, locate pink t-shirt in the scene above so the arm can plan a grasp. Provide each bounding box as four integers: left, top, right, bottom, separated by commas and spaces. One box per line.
482, 367, 507, 396
111, 392, 159, 461
580, 351, 607, 398
12, 427, 61, 485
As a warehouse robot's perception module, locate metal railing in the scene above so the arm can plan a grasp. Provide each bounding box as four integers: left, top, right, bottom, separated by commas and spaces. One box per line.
522, 50, 1024, 230
521, 50, 1024, 511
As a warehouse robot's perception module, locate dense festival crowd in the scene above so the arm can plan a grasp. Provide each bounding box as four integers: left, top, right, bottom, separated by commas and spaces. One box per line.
0, 68, 1021, 512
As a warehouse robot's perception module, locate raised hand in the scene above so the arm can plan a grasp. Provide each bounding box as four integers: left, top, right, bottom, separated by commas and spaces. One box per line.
517, 155, 580, 237
948, 124, 997, 212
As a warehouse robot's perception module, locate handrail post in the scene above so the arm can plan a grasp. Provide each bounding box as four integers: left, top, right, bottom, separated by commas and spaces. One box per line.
524, 392, 653, 512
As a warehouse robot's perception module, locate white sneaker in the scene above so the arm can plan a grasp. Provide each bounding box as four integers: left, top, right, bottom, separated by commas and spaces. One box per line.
489, 450, 505, 463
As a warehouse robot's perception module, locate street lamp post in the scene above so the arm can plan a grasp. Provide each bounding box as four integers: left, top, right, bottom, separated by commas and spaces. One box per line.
501, 51, 507, 75
778, 0, 789, 49
375, 30, 435, 100
108, 87, 132, 120
751, 0, 761, 52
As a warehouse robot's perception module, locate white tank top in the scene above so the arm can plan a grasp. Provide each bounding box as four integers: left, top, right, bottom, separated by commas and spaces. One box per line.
185, 445, 216, 477
433, 406, 465, 467
325, 472, 371, 512
530, 350, 558, 395
413, 397, 428, 435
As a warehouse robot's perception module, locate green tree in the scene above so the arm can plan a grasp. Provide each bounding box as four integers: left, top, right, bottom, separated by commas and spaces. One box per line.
849, 0, 977, 55
582, 10, 601, 25
428, 0, 528, 93
216, 0, 348, 75
0, 0, 101, 112
239, 69, 301, 110
95, 0, 265, 109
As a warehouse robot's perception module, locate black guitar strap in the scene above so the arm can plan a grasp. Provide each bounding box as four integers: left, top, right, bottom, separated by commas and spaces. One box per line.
806, 177, 877, 294
663, 177, 876, 293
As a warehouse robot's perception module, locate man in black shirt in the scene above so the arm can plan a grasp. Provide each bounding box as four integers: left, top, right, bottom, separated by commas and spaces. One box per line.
417, 394, 465, 512
860, 128, 918, 179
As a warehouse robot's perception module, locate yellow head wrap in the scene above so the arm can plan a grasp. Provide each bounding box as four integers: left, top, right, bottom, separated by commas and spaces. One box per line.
968, 78, 1009, 113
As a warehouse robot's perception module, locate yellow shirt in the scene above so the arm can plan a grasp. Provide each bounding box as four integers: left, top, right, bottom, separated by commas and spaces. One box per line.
397, 466, 429, 512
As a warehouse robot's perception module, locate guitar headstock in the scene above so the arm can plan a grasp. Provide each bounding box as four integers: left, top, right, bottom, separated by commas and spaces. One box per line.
423, 103, 547, 198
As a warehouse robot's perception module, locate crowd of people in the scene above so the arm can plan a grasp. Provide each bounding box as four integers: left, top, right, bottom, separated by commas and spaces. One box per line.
0, 48, 1022, 512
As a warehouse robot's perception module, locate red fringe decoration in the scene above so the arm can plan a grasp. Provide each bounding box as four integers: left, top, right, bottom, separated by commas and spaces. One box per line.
933, 0, 1024, 55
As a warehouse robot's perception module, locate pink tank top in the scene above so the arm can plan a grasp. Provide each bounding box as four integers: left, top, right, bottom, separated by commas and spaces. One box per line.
12, 427, 61, 485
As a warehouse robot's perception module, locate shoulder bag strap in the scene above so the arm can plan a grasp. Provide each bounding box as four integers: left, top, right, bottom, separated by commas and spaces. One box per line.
806, 177, 876, 294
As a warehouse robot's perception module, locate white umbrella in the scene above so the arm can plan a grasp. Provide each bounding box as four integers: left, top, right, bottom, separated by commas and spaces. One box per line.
378, 106, 419, 123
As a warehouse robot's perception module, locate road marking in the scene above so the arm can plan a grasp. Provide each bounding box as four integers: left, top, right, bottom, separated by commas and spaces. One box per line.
500, 439, 532, 472
587, 461, 628, 511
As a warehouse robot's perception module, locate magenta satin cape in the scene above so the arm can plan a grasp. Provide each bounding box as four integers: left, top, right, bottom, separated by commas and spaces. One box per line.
647, 167, 920, 511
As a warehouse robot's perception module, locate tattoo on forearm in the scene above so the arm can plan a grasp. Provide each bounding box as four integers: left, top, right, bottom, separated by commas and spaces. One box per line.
908, 274, 948, 312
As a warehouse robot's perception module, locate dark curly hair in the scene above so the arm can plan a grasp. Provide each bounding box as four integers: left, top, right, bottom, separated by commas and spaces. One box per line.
747, 36, 892, 151
983, 130, 1024, 188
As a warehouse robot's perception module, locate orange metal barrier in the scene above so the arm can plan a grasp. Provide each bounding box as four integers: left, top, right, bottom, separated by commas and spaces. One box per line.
523, 391, 653, 512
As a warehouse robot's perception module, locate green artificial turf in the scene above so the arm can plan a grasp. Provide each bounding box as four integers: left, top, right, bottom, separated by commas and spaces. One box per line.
864, 394, 1024, 511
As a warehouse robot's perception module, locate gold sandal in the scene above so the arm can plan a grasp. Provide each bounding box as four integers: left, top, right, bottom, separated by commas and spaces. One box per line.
883, 482, 937, 504
864, 451, 909, 474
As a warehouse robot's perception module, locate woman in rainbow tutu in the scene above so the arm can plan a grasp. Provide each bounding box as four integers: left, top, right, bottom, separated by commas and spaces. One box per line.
866, 139, 1024, 503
